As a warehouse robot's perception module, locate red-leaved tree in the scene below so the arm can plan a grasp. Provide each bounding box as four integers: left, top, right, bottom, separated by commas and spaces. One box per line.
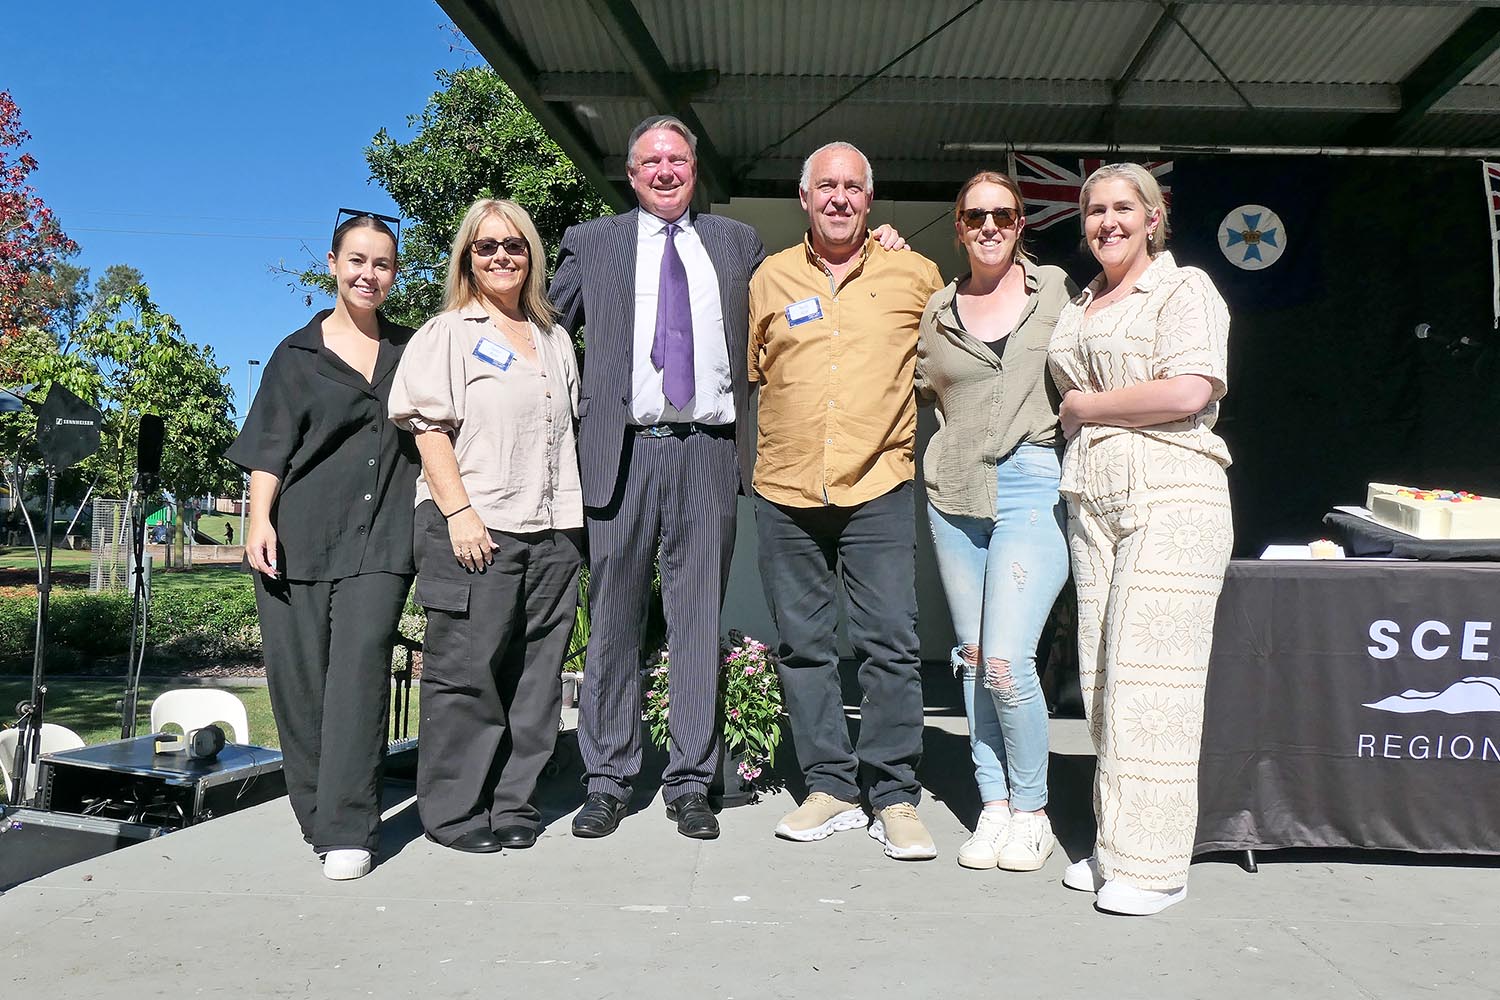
0, 90, 76, 351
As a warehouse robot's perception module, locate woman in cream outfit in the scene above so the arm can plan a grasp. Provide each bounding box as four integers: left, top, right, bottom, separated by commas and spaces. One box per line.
1047, 163, 1232, 916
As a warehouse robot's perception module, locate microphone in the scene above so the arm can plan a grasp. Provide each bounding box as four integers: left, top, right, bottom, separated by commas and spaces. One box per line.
137, 414, 164, 483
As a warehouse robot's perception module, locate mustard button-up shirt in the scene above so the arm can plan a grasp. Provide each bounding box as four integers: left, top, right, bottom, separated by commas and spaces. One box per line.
749, 233, 944, 508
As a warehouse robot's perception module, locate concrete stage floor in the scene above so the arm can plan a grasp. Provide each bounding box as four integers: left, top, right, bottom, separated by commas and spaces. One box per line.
3, 690, 1499, 999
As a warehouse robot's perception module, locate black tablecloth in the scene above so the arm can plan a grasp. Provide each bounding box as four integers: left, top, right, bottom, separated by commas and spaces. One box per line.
1322, 510, 1500, 561
1195, 559, 1500, 855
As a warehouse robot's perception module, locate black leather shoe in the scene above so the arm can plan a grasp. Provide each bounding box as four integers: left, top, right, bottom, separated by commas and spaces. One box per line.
572, 792, 628, 838
665, 792, 720, 840
493, 825, 537, 849
427, 829, 505, 854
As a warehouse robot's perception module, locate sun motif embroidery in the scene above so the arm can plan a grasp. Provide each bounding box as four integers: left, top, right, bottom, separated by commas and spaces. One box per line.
1132, 600, 1186, 657
1170, 699, 1204, 745
1122, 788, 1176, 850
1177, 602, 1215, 657
1156, 510, 1213, 564
1121, 693, 1180, 752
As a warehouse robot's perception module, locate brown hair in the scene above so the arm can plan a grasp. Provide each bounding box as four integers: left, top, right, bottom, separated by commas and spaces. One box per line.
953, 171, 1032, 262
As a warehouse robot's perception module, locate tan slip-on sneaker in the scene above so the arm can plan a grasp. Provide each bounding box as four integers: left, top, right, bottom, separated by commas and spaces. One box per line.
774, 791, 868, 842
867, 802, 938, 861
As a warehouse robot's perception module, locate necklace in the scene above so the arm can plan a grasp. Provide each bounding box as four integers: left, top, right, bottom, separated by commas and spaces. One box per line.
486, 308, 535, 350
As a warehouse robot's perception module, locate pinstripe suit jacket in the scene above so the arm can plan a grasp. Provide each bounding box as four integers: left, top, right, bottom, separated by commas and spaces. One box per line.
551, 208, 767, 508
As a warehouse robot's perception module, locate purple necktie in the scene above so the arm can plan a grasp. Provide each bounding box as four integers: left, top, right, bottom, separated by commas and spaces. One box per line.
651, 223, 695, 411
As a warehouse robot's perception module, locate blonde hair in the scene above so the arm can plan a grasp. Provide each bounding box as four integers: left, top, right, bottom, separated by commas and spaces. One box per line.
953, 170, 1033, 263
443, 198, 557, 328
1078, 162, 1169, 255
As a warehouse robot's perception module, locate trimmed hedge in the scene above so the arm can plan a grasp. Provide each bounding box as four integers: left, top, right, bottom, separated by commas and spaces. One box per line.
0, 584, 263, 668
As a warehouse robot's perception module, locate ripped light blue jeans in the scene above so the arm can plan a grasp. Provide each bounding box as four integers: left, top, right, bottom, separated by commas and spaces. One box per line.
927, 444, 1069, 810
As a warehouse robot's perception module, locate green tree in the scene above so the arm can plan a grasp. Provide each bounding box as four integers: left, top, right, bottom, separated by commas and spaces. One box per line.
90, 264, 145, 312
292, 67, 609, 328
74, 285, 239, 505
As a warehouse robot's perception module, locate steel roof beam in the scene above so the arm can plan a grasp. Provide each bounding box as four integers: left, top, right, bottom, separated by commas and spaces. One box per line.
583, 0, 733, 203
1351, 7, 1500, 141
539, 72, 1497, 114
435, 0, 630, 211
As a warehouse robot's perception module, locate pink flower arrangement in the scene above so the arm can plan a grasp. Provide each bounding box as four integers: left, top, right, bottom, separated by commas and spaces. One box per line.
643, 629, 784, 791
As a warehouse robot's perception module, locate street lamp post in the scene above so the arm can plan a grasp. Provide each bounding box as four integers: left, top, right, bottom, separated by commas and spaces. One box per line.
239, 359, 260, 546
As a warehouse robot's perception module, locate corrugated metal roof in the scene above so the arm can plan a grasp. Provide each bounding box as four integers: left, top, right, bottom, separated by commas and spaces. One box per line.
1462, 43, 1500, 86
636, 0, 1159, 81
1140, 4, 1473, 84
456, 0, 1500, 202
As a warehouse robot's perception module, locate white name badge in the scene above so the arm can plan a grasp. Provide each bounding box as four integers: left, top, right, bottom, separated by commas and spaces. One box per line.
472, 337, 516, 371
785, 296, 823, 327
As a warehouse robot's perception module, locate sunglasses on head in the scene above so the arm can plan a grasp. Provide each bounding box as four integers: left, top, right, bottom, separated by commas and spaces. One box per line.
959, 206, 1020, 229
333, 208, 402, 246
470, 236, 530, 257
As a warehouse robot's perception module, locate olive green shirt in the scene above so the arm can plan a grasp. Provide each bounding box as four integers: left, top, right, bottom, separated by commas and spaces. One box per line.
916, 263, 1076, 520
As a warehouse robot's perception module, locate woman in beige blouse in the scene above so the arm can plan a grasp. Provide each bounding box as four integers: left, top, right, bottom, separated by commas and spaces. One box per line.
390, 198, 583, 854
916, 171, 1074, 875
1047, 163, 1232, 915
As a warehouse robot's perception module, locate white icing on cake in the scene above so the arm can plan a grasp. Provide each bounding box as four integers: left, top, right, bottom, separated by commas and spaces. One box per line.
1365, 483, 1500, 540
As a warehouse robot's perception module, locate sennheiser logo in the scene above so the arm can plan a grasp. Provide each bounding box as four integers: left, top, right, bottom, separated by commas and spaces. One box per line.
53, 418, 96, 427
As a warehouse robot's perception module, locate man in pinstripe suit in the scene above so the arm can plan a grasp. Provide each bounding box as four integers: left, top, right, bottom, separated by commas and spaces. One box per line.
550, 116, 765, 841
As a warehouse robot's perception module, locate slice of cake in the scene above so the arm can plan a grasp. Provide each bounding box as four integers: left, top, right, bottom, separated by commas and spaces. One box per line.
1366, 483, 1500, 540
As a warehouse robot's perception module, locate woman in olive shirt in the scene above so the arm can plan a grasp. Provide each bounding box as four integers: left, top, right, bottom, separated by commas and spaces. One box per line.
916, 171, 1075, 874
227, 214, 419, 881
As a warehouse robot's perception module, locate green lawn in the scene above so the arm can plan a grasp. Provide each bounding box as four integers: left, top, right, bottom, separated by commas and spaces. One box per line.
0, 678, 420, 803
0, 548, 92, 572
0, 679, 277, 749
1, 548, 251, 594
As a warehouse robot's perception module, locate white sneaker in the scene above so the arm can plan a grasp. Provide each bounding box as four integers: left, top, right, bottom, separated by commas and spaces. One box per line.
1062, 854, 1104, 892
995, 811, 1055, 872
322, 849, 373, 881
1096, 879, 1187, 915
956, 808, 1012, 870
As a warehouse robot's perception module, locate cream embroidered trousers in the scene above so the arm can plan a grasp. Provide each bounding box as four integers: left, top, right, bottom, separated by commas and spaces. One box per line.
1066, 433, 1232, 889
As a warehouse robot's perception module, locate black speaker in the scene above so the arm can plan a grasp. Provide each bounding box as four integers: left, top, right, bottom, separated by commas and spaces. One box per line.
137, 413, 164, 481
0, 805, 164, 891
36, 384, 102, 469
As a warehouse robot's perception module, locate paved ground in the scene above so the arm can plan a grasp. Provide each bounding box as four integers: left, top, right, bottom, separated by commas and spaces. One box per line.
3, 695, 1498, 998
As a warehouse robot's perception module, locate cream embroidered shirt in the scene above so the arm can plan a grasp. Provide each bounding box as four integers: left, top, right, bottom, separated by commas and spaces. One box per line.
1046, 252, 1231, 499
389, 303, 584, 531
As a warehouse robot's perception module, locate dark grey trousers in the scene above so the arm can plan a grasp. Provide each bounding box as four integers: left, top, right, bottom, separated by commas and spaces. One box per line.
755, 481, 924, 810
412, 501, 581, 842
580, 430, 738, 804
254, 570, 411, 854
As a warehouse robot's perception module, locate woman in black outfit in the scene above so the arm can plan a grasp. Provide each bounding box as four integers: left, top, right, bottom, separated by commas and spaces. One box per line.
226, 213, 419, 881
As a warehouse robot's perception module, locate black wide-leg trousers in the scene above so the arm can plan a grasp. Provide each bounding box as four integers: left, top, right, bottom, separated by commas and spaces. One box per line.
412, 501, 582, 843
255, 570, 411, 854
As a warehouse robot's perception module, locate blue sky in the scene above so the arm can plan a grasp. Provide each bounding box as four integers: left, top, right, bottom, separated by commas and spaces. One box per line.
8, 2, 463, 416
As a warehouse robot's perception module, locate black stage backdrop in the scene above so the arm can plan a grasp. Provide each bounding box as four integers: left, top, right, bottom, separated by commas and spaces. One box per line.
1020, 156, 1500, 556
1196, 560, 1500, 855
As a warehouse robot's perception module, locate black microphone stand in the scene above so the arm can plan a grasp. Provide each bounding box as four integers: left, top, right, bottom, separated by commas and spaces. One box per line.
119, 472, 157, 740
10, 463, 59, 807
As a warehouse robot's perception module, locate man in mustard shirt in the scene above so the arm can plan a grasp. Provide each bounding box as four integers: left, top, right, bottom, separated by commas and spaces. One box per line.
749, 141, 944, 860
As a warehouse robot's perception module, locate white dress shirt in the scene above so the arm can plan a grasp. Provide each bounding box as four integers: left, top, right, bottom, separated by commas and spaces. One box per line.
631, 209, 732, 425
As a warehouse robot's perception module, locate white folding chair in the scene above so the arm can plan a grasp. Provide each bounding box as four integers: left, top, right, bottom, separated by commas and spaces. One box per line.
0, 722, 85, 802
149, 688, 250, 746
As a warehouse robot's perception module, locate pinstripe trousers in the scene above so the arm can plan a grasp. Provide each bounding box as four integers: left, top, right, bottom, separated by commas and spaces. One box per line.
579, 429, 739, 803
